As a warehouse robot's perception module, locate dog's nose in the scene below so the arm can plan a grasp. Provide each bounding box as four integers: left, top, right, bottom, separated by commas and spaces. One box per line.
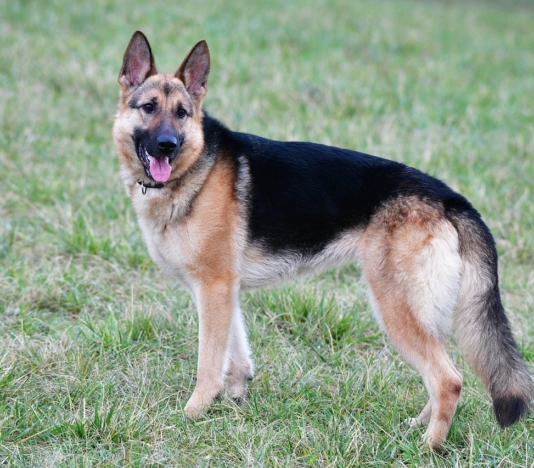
156, 135, 178, 153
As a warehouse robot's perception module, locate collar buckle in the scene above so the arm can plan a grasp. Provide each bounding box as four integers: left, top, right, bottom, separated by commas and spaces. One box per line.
137, 179, 164, 195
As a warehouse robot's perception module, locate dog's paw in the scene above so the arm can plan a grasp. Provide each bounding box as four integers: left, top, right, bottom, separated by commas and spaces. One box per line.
407, 417, 424, 428
423, 428, 444, 451
184, 386, 221, 418
184, 401, 205, 419
406, 401, 432, 429
225, 356, 254, 401
226, 372, 253, 401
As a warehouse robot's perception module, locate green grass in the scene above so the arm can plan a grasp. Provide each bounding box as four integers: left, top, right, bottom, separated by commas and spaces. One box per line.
1, 0, 534, 465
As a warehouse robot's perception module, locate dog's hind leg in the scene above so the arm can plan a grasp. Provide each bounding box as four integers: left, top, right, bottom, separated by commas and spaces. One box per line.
409, 400, 432, 428
361, 201, 464, 449
225, 306, 254, 400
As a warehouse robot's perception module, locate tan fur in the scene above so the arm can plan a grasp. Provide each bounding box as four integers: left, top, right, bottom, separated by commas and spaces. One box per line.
113, 38, 253, 415
131, 157, 250, 416
113, 32, 530, 450
113, 74, 205, 194
359, 198, 464, 448
112, 51, 462, 446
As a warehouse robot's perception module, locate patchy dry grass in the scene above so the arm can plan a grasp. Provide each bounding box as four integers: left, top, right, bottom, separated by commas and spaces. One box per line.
1, 0, 534, 465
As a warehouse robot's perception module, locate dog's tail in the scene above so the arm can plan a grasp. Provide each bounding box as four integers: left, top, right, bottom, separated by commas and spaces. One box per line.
447, 205, 531, 427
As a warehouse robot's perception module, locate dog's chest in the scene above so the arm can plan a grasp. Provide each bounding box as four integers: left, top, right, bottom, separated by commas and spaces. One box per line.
129, 165, 241, 288
132, 190, 198, 284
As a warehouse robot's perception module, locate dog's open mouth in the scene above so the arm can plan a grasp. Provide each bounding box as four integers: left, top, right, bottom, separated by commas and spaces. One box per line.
137, 143, 172, 183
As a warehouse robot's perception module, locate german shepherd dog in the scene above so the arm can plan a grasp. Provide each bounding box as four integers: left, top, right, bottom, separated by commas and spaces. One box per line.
113, 31, 531, 448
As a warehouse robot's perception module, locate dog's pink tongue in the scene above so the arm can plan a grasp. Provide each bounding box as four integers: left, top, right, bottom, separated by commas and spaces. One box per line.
148, 156, 171, 182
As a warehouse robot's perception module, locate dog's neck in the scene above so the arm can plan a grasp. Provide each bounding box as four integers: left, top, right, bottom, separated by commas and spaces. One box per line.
137, 179, 165, 194
131, 151, 218, 226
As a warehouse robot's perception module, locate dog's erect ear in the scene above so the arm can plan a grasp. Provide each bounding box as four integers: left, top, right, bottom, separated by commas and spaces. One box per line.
119, 31, 157, 88
175, 40, 210, 102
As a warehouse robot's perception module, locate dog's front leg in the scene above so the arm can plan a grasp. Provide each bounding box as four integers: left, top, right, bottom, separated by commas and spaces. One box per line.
184, 278, 238, 418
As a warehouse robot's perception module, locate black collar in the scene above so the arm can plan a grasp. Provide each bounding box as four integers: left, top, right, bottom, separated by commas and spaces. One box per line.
137, 179, 164, 194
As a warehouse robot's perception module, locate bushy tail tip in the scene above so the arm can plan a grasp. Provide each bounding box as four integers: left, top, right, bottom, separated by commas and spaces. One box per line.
493, 395, 530, 428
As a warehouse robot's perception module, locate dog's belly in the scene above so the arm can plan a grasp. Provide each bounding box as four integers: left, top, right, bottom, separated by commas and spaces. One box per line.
239, 229, 363, 289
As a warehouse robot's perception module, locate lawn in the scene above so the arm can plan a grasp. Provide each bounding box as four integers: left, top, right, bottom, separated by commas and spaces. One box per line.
1, 0, 534, 465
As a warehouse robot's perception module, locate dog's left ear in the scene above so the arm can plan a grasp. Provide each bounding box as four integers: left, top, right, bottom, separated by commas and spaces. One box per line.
119, 31, 157, 89
176, 40, 210, 102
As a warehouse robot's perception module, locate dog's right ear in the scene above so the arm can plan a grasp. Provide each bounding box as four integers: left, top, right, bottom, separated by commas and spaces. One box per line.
175, 40, 210, 102
119, 31, 157, 89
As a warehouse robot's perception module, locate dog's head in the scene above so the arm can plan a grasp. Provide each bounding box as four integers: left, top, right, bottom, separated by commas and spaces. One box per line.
113, 31, 210, 184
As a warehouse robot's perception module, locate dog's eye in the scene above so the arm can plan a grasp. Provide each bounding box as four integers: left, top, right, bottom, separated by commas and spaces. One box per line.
141, 103, 156, 114
177, 108, 187, 119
